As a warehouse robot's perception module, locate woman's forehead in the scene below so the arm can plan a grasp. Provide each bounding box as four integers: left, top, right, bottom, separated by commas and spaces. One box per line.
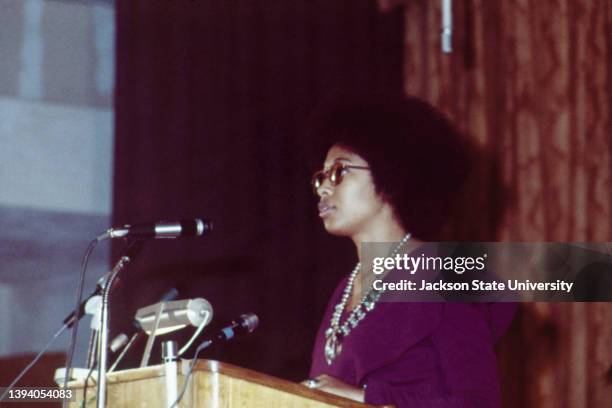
324, 145, 367, 166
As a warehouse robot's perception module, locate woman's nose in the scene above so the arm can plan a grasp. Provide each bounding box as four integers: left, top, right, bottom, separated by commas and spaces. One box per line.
316, 178, 333, 197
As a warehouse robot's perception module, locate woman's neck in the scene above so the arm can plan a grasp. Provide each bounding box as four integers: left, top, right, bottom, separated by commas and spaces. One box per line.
351, 221, 407, 261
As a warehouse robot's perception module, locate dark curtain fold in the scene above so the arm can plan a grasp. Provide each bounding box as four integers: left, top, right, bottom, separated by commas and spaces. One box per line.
112, 0, 403, 379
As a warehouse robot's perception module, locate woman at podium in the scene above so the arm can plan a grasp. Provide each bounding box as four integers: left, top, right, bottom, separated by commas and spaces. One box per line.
305, 96, 516, 407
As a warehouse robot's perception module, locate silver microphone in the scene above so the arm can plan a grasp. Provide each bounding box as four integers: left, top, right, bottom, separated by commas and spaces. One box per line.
98, 218, 212, 241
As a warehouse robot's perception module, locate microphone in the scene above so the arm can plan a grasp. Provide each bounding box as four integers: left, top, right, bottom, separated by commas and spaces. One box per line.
195, 313, 259, 352
110, 288, 179, 353
100, 219, 212, 240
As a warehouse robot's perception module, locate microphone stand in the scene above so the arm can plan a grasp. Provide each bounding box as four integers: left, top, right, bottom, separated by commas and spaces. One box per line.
0, 274, 114, 403
96, 241, 142, 408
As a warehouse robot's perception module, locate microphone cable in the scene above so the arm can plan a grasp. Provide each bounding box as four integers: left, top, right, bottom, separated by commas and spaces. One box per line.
168, 341, 208, 408
62, 230, 108, 406
169, 314, 259, 408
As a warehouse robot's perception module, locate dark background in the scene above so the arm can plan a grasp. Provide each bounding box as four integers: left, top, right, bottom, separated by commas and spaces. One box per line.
110, 0, 403, 381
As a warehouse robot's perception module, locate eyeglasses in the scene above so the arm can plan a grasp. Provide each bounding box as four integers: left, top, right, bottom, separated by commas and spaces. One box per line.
311, 162, 370, 195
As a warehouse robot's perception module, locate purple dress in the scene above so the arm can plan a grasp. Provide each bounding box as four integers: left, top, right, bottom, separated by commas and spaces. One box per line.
310, 276, 517, 407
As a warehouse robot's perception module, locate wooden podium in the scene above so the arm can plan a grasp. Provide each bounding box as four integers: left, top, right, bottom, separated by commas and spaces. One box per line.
68, 359, 383, 407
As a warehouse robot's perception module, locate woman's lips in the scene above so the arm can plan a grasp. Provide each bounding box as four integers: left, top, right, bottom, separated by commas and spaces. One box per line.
318, 202, 336, 217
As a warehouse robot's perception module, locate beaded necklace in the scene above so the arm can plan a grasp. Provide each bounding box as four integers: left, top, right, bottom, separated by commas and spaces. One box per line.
324, 233, 412, 365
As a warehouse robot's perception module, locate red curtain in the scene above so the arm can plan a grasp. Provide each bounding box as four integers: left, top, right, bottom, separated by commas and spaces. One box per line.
386, 0, 612, 406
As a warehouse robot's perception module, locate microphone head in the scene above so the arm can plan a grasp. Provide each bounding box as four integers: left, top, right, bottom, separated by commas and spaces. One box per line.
194, 219, 213, 236
103, 218, 213, 240
239, 313, 259, 333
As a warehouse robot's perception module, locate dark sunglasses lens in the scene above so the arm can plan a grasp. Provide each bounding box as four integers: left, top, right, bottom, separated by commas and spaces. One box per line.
312, 164, 346, 194
311, 172, 324, 192
330, 163, 345, 185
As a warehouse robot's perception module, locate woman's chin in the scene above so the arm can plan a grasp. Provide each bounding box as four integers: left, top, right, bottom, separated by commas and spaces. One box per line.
322, 220, 352, 237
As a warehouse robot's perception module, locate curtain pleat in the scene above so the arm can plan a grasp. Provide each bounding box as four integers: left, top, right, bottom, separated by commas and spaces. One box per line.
391, 0, 612, 406
113, 0, 403, 379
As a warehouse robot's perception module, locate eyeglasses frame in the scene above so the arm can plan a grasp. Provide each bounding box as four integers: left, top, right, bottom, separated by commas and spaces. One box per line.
311, 162, 371, 195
